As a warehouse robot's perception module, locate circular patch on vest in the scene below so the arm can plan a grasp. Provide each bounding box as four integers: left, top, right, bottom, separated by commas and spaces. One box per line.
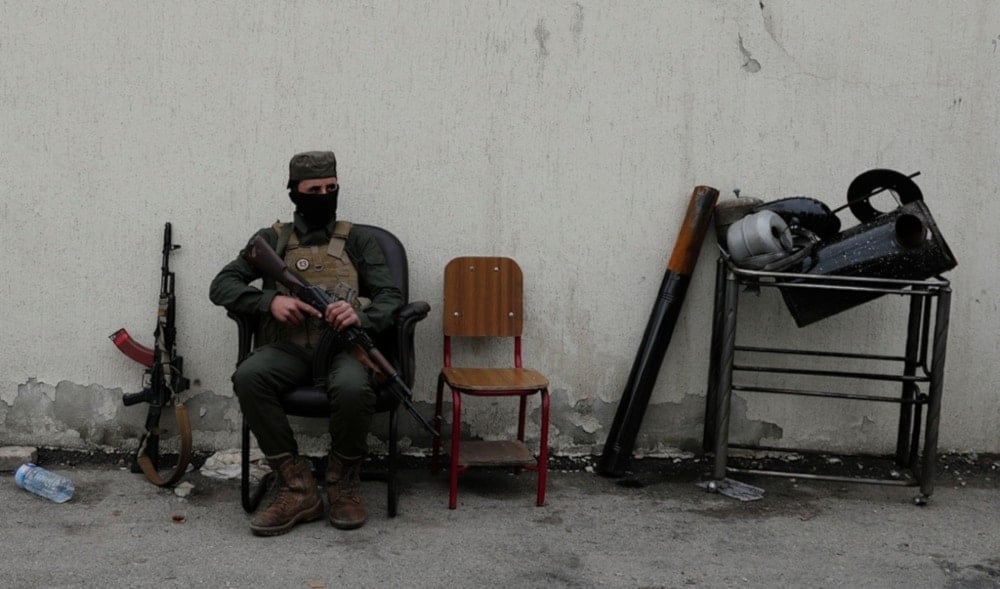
295, 258, 310, 271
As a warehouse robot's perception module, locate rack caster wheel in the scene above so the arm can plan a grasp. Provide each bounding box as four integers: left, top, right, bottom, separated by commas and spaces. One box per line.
913, 495, 929, 506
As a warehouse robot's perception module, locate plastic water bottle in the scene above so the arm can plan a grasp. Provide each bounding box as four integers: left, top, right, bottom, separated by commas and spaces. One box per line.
14, 463, 75, 503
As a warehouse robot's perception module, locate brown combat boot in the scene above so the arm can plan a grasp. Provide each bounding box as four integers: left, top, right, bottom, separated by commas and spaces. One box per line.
250, 454, 324, 537
325, 454, 366, 530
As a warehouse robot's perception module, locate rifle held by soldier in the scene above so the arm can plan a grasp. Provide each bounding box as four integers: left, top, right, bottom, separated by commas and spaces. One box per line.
241, 235, 438, 437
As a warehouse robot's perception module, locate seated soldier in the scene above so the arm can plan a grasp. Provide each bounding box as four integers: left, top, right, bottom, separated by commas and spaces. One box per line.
210, 150, 403, 536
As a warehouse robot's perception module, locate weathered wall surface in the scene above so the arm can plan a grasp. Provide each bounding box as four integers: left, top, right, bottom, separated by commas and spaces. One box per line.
2, 1, 997, 457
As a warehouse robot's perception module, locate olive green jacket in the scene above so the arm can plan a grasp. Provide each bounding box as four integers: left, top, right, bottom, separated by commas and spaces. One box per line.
209, 214, 403, 347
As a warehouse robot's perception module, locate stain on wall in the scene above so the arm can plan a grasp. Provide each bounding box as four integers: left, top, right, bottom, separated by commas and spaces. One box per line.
738, 35, 762, 73
456, 389, 781, 457
570, 3, 585, 51
2, 378, 240, 453
534, 19, 551, 58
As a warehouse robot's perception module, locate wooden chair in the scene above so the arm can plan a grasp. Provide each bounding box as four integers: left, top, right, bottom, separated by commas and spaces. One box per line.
431, 256, 550, 509
228, 224, 429, 518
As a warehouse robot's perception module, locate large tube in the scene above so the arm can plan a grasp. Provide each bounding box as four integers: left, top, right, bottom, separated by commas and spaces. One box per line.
598, 185, 720, 477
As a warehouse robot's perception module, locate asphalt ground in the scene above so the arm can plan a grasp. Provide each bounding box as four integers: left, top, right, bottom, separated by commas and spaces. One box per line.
1, 451, 997, 588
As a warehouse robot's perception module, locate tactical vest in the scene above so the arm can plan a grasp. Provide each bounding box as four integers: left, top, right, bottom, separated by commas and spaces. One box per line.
259, 220, 365, 349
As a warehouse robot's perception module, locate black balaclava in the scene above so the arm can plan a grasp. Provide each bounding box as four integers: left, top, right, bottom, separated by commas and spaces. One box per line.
287, 150, 339, 230
289, 187, 339, 230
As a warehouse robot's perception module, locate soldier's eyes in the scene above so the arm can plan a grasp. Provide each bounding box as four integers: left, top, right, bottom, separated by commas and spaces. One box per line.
306, 184, 338, 194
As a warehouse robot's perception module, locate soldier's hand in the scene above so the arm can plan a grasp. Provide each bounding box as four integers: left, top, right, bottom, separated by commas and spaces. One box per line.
269, 295, 321, 326
325, 300, 361, 331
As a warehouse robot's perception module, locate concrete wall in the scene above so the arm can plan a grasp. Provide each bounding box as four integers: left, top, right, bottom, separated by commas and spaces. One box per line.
2, 1, 997, 458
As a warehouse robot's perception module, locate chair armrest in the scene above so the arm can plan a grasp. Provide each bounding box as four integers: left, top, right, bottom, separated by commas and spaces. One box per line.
395, 301, 430, 388
397, 300, 431, 326
226, 311, 259, 365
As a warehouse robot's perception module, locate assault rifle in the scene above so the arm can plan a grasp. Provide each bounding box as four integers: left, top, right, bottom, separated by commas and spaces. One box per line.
241, 235, 438, 437
110, 222, 192, 486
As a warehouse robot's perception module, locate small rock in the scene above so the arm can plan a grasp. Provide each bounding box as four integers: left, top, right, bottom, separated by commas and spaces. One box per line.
584, 465, 594, 473
173, 482, 195, 498
0, 446, 38, 472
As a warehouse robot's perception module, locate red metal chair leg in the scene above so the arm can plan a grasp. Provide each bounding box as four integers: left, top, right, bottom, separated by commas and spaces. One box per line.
537, 388, 550, 506
517, 395, 527, 441
513, 394, 529, 476
448, 389, 462, 509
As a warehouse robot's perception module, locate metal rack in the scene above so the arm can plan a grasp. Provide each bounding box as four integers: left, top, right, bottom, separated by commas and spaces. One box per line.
703, 256, 952, 503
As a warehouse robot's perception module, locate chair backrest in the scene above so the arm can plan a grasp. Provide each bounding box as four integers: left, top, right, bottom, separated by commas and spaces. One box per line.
345, 224, 411, 369
442, 256, 523, 338
354, 224, 409, 303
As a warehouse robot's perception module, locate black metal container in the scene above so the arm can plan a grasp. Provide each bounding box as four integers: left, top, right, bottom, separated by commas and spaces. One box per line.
779, 200, 957, 327
753, 196, 842, 240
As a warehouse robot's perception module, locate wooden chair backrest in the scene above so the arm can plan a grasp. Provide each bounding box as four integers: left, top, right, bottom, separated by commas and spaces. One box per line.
442, 256, 523, 337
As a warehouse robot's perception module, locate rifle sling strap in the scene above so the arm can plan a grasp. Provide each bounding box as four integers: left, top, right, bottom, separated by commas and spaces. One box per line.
136, 402, 193, 487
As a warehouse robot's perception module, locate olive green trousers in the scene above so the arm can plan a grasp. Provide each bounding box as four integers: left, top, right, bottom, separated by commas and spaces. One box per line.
232, 342, 376, 459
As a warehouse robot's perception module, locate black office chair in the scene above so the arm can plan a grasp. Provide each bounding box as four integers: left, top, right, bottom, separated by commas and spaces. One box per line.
227, 224, 429, 517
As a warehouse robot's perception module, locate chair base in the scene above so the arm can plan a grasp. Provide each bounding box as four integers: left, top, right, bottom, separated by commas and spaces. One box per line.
458, 440, 536, 467
432, 383, 550, 510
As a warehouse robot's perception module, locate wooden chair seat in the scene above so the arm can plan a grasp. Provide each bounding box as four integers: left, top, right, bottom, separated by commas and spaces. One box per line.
441, 367, 549, 391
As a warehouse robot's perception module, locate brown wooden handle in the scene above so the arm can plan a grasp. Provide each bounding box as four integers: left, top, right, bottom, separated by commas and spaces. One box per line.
242, 236, 307, 292
363, 347, 397, 377
666, 185, 720, 275
347, 346, 385, 382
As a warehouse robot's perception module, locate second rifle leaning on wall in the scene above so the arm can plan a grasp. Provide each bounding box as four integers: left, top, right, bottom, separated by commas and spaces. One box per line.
110, 222, 192, 487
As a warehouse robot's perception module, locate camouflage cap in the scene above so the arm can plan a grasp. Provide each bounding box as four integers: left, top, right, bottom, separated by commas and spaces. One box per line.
288, 151, 337, 184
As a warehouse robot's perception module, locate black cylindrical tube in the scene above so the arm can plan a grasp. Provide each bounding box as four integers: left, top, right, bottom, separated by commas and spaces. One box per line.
598, 271, 690, 476
598, 185, 719, 477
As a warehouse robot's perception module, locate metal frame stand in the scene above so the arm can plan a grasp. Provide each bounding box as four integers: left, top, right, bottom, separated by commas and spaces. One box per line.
703, 256, 952, 504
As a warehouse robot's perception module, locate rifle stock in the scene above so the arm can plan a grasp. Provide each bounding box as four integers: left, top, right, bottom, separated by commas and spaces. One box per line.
242, 236, 438, 436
